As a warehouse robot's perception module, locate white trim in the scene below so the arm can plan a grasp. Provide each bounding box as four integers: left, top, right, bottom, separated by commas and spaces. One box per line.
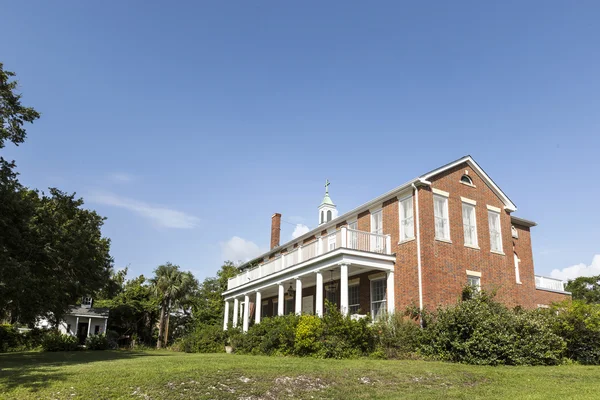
368, 272, 387, 280
461, 197, 476, 205
486, 204, 501, 213
348, 278, 360, 286
399, 195, 415, 242
369, 206, 383, 214
464, 244, 480, 250
466, 270, 481, 277
491, 250, 505, 256
413, 184, 423, 316
432, 188, 449, 197
459, 180, 476, 188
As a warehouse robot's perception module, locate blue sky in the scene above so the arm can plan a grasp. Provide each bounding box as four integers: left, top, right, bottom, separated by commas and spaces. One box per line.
2, 1, 599, 281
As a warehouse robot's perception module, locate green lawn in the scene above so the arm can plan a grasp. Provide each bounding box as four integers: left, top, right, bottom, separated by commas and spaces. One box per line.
0, 351, 599, 399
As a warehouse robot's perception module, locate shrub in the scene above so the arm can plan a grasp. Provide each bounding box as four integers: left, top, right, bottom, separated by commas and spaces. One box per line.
86, 334, 109, 350
294, 315, 323, 356
373, 313, 422, 359
0, 325, 48, 352
550, 300, 600, 365
236, 314, 300, 355
419, 290, 565, 365
41, 332, 78, 352
318, 302, 374, 359
175, 324, 228, 353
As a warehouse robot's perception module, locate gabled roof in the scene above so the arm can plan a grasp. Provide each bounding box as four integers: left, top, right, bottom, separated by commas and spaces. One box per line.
238, 155, 518, 270
419, 155, 517, 212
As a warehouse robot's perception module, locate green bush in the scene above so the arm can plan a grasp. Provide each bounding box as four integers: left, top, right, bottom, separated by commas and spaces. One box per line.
175, 324, 228, 353
0, 325, 48, 352
236, 314, 300, 355
86, 334, 109, 350
319, 303, 374, 359
294, 314, 324, 355
419, 290, 565, 365
41, 332, 79, 352
550, 300, 600, 365
373, 313, 422, 359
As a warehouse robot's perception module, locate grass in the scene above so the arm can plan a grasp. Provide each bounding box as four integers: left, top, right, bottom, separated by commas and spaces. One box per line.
1, 351, 599, 399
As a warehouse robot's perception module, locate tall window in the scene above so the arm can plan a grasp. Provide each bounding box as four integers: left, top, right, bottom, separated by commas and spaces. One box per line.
272, 300, 278, 316
514, 252, 521, 284
348, 221, 358, 249
325, 287, 338, 313
467, 275, 481, 291
285, 297, 294, 315
488, 210, 503, 252
327, 210, 332, 222
370, 278, 387, 320
320, 211, 324, 224
399, 196, 414, 241
462, 202, 478, 247
349, 283, 360, 314
371, 210, 384, 252
433, 195, 450, 240
328, 232, 336, 251
262, 301, 269, 318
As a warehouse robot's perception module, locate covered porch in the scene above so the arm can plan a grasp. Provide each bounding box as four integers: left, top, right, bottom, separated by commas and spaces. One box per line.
222, 228, 396, 332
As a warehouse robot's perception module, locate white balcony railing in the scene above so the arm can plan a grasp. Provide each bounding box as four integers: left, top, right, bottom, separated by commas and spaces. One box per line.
535, 275, 566, 292
227, 228, 392, 290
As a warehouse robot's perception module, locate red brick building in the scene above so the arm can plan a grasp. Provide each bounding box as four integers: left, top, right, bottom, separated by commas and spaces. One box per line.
222, 156, 570, 331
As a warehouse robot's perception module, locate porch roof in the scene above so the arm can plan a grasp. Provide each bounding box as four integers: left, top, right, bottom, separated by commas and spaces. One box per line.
66, 306, 109, 318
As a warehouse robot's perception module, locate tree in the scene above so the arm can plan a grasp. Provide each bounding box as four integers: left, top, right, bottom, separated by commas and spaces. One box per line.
0, 63, 113, 324
193, 261, 239, 326
0, 62, 41, 149
151, 263, 199, 348
565, 275, 600, 304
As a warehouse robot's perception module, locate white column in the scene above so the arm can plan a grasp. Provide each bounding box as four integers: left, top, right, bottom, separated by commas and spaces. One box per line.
255, 291, 262, 324
243, 294, 250, 333
295, 278, 303, 315
75, 316, 79, 336
232, 298, 239, 328
278, 283, 285, 316
340, 264, 349, 316
103, 318, 107, 334
387, 271, 395, 314
223, 301, 230, 330
87, 317, 92, 337
386, 235, 392, 254
315, 271, 324, 317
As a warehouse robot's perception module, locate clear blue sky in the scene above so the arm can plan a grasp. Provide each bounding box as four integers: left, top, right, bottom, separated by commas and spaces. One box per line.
2, 1, 599, 281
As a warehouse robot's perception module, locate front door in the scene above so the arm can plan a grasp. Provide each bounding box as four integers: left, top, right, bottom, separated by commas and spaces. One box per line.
77, 323, 88, 345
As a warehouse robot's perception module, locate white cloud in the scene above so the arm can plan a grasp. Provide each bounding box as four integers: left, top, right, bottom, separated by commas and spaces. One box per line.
550, 255, 600, 281
87, 192, 200, 229
110, 173, 134, 183
292, 224, 310, 239
220, 236, 263, 263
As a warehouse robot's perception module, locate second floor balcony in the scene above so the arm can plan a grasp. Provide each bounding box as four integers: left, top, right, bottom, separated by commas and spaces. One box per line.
227, 228, 392, 291
535, 275, 569, 293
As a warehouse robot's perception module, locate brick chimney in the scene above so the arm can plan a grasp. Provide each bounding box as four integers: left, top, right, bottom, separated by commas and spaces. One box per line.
270, 213, 281, 249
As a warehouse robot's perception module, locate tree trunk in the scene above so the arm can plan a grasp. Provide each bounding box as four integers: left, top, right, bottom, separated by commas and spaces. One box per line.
164, 298, 172, 347
157, 301, 166, 349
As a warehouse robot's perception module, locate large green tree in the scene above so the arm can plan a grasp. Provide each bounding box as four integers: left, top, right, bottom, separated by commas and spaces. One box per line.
193, 261, 239, 326
0, 63, 113, 324
566, 275, 600, 304
151, 263, 199, 348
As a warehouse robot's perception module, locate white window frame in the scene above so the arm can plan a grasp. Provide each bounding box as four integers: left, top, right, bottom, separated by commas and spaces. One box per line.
399, 195, 414, 242
370, 277, 387, 320
466, 270, 481, 291
370, 209, 384, 252
433, 194, 450, 241
261, 300, 269, 318
347, 220, 358, 249
461, 200, 478, 248
514, 253, 522, 284
348, 280, 360, 314
487, 208, 503, 253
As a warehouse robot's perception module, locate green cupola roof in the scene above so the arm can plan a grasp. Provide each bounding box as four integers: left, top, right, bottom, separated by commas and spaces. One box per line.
320, 179, 335, 206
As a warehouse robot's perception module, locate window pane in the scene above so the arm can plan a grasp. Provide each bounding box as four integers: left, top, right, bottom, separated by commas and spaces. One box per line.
462, 203, 477, 247
371, 278, 387, 320
488, 211, 502, 252
434, 195, 449, 240
349, 284, 360, 314
400, 197, 414, 240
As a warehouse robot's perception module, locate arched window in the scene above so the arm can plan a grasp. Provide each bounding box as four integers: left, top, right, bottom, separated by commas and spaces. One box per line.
461, 175, 473, 185
327, 210, 332, 222
321, 211, 324, 223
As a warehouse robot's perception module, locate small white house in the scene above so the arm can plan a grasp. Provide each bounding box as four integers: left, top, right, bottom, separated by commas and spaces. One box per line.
38, 297, 109, 344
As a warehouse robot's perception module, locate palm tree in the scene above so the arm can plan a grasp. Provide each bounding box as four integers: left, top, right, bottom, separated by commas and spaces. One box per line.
150, 263, 198, 349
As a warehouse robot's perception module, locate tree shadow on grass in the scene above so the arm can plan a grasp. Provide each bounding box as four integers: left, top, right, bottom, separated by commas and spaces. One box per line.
0, 350, 167, 393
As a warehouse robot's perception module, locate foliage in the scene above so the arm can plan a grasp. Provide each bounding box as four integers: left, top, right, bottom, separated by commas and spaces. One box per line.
150, 262, 199, 348
294, 315, 324, 355
319, 302, 374, 359
550, 300, 600, 364
235, 314, 300, 356
85, 334, 113, 350
565, 275, 600, 304
95, 275, 159, 346
419, 289, 565, 365
41, 332, 78, 352
174, 324, 228, 353
0, 62, 41, 149
192, 262, 239, 326
372, 313, 422, 359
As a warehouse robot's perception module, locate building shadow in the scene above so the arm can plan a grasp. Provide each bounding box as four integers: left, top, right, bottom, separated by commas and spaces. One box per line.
0, 350, 166, 393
